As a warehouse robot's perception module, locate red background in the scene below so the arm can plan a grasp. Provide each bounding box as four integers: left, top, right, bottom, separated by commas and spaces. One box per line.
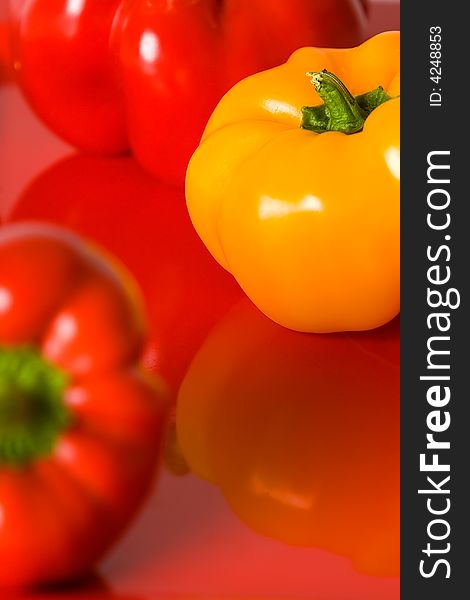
0, 2, 400, 599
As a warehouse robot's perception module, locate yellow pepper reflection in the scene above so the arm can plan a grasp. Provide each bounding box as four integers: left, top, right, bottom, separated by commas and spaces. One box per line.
176, 300, 399, 577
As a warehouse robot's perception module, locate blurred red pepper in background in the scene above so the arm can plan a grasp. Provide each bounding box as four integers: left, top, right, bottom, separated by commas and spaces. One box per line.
0, 223, 169, 588
0, 18, 13, 81
9, 0, 369, 185
176, 299, 399, 577
5, 154, 242, 394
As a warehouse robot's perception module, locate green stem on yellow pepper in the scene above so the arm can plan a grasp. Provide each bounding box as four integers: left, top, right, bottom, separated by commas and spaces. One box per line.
301, 69, 392, 134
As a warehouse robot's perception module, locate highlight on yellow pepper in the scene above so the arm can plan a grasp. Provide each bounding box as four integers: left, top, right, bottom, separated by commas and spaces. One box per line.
186, 32, 400, 333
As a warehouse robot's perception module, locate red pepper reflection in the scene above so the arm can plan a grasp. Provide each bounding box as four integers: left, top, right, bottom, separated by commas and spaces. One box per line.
6, 154, 241, 394
177, 300, 399, 577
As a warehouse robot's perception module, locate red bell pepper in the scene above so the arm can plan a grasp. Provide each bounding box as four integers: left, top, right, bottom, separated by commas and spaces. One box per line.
10, 0, 369, 185
0, 223, 169, 588
8, 0, 127, 152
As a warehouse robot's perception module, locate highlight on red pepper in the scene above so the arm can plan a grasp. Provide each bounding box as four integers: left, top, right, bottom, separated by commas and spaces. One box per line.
9, 0, 370, 185
176, 300, 399, 577
6, 154, 242, 395
0, 222, 169, 588
8, 0, 127, 153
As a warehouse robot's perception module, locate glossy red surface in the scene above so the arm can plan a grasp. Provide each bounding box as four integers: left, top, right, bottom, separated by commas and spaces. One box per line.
7, 155, 242, 395
0, 2, 400, 598
177, 300, 400, 576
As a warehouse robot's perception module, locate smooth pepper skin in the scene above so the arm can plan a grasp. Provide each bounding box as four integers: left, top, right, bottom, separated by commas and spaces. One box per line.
0, 223, 169, 588
186, 32, 400, 333
10, 0, 369, 185
9, 0, 128, 153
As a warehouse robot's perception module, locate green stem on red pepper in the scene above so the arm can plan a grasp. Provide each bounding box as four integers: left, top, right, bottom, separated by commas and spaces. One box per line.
0, 347, 70, 466
301, 69, 392, 134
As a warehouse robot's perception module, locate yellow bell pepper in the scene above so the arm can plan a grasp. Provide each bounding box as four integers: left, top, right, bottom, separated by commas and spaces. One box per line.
186, 32, 400, 333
